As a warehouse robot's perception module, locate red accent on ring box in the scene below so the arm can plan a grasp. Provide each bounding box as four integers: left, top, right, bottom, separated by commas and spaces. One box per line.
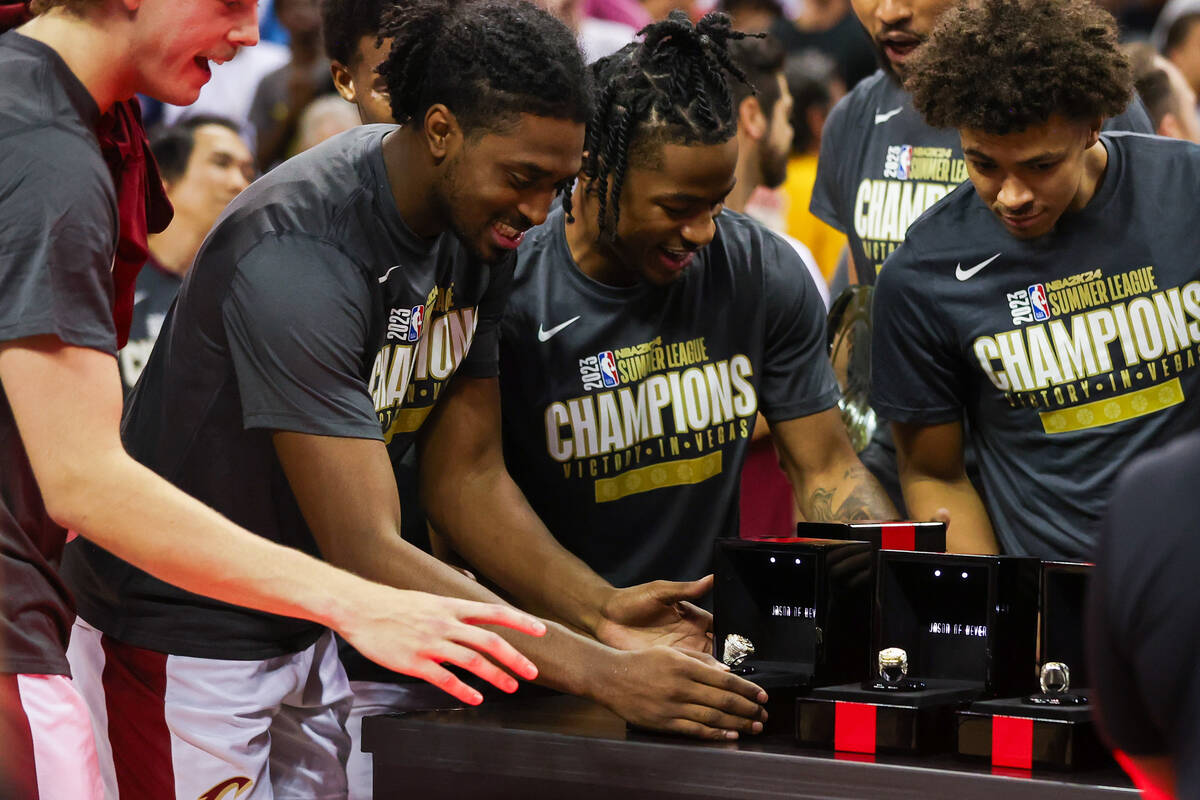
992, 715, 1034, 770
834, 701, 876, 753
879, 523, 915, 551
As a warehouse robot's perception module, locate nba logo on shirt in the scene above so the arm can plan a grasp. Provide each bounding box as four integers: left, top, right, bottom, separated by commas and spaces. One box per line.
597, 351, 619, 388
407, 305, 425, 342
897, 145, 913, 180
1027, 284, 1050, 321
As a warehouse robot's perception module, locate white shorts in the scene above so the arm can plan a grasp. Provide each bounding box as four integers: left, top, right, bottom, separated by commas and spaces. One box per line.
345, 680, 461, 800
0, 671, 104, 799
67, 617, 353, 800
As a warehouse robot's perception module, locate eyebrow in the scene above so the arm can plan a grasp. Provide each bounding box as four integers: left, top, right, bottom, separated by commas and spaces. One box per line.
963, 147, 1068, 165
656, 178, 738, 204
504, 162, 552, 179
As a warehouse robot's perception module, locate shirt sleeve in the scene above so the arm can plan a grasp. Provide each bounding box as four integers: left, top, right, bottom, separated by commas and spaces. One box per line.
0, 130, 117, 352
869, 242, 964, 424
758, 230, 841, 424
455, 251, 516, 379
221, 233, 383, 439
809, 93, 854, 233
1087, 466, 1169, 756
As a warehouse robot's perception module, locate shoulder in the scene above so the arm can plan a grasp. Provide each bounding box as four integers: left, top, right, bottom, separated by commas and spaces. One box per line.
895, 179, 979, 251
514, 211, 569, 283
1105, 131, 1200, 175
825, 70, 890, 128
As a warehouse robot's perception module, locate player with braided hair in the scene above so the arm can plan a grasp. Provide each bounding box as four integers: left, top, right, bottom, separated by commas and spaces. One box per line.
496, 13, 896, 617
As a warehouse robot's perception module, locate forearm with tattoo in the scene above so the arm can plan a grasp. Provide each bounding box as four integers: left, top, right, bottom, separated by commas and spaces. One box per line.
803, 465, 897, 522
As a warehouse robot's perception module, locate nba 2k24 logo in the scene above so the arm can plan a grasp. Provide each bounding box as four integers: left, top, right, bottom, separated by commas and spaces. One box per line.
198, 777, 252, 800
1008, 283, 1052, 325
579, 351, 620, 391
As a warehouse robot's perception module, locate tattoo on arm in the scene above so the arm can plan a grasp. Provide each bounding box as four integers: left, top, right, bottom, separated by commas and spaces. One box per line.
805, 465, 895, 522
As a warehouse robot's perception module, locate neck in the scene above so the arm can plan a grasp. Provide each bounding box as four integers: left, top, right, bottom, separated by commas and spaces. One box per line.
147, 217, 208, 277
19, 10, 135, 112
564, 184, 633, 286
1068, 137, 1109, 213
725, 144, 760, 214
381, 126, 446, 240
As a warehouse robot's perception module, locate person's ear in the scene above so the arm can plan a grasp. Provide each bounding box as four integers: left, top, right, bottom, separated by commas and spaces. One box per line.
330, 61, 357, 104
423, 104, 461, 162
738, 96, 766, 141
1159, 111, 1186, 141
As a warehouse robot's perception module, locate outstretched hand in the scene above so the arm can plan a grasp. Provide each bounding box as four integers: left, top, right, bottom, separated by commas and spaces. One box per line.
340, 587, 545, 706
593, 646, 768, 740
595, 575, 714, 654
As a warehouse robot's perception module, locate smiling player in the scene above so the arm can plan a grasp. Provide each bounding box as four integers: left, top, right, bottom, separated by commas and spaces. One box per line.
870, 0, 1200, 558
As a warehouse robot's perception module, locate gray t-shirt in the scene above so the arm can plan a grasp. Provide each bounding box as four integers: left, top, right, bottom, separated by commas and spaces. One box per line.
870, 133, 1200, 560
0, 32, 117, 675
499, 210, 840, 587
812, 70, 1154, 284
63, 125, 513, 659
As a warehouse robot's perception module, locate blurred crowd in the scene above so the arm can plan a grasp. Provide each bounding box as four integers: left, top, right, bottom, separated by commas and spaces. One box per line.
139, 0, 1200, 299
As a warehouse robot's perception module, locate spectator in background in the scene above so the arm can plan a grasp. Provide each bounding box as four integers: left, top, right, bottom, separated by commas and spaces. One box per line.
537, 0, 638, 62
781, 50, 844, 283
720, 0, 784, 33
1128, 40, 1200, 141
250, 0, 334, 170
119, 117, 254, 392
295, 94, 360, 152
325, 0, 394, 124
726, 36, 828, 307
1163, 11, 1200, 100
769, 0, 876, 91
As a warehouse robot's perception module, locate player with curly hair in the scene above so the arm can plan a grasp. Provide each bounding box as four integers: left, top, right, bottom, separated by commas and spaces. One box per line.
870, 0, 1200, 559
806, 0, 1154, 529
495, 12, 895, 615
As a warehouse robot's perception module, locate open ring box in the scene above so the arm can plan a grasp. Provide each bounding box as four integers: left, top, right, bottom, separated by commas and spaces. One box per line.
956, 561, 1109, 770
713, 537, 877, 734
795, 551, 1040, 755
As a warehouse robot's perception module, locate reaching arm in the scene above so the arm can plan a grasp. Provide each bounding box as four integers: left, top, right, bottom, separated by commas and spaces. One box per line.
0, 335, 548, 704
416, 374, 713, 652
771, 407, 897, 521
892, 420, 998, 554
273, 424, 769, 739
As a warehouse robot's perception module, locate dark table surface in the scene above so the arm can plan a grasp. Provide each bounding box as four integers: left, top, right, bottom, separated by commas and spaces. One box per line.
362, 693, 1138, 799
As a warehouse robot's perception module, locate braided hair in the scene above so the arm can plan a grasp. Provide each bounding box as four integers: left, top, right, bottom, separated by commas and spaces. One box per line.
378, 0, 591, 137
567, 11, 755, 235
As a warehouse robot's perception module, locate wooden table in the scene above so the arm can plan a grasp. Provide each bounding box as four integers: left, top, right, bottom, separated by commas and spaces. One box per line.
362, 693, 1138, 799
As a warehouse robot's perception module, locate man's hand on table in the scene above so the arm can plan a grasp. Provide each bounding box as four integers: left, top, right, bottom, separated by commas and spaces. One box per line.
594, 576, 714, 654
588, 645, 768, 740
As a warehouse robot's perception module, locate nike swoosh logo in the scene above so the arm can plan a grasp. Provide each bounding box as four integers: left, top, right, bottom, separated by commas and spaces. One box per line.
378, 265, 403, 284
537, 316, 581, 342
874, 107, 903, 125
955, 253, 1002, 281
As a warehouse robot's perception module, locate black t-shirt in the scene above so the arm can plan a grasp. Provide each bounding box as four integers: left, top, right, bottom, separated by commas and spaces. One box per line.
1088, 430, 1200, 795
0, 32, 118, 675
811, 70, 1155, 284
499, 210, 839, 587
870, 133, 1200, 560
118, 256, 181, 392
63, 125, 513, 659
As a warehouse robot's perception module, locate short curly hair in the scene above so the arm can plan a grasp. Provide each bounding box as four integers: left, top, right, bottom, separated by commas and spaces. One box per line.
905, 0, 1133, 135
321, 0, 388, 66
379, 0, 591, 137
